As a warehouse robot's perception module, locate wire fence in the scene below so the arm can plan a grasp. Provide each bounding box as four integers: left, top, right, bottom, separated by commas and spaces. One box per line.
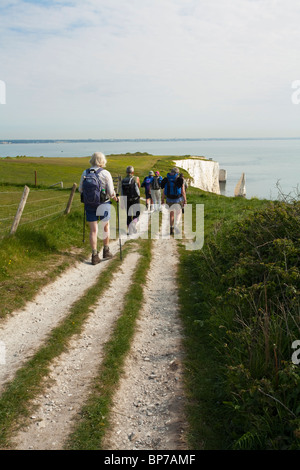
0, 185, 82, 239
0, 176, 122, 240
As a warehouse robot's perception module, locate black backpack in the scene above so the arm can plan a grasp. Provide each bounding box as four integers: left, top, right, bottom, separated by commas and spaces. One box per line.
151, 176, 161, 190
82, 168, 106, 207
122, 176, 140, 201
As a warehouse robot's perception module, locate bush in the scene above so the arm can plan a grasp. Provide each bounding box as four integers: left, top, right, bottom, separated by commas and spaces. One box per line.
193, 200, 300, 449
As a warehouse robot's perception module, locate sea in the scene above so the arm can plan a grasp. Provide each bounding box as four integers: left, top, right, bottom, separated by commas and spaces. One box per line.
0, 138, 299, 200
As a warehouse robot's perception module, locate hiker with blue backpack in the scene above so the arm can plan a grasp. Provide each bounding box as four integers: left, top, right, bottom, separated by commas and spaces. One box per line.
141, 171, 154, 211
161, 167, 187, 235
79, 152, 119, 265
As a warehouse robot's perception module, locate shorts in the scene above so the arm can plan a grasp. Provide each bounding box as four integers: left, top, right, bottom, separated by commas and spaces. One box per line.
166, 197, 183, 207
85, 202, 111, 222
145, 191, 151, 200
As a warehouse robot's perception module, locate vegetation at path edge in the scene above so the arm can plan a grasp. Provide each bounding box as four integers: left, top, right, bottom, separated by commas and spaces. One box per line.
178, 191, 300, 449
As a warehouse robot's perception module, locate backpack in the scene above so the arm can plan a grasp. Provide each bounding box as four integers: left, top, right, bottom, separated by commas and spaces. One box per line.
143, 176, 152, 192
122, 176, 140, 201
151, 176, 161, 190
82, 168, 106, 207
165, 173, 182, 199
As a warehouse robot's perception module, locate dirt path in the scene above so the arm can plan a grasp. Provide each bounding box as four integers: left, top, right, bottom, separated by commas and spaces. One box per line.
11, 251, 141, 450
0, 239, 121, 392
103, 236, 186, 450
1, 209, 188, 450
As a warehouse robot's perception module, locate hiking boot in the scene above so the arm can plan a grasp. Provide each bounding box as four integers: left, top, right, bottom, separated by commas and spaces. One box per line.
103, 246, 113, 259
91, 252, 101, 265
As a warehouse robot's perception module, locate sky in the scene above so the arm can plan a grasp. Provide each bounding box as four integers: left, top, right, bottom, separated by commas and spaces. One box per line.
1, 0, 300, 139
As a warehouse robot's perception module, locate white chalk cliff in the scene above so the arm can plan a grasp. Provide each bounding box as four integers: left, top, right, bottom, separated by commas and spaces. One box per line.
175, 157, 220, 195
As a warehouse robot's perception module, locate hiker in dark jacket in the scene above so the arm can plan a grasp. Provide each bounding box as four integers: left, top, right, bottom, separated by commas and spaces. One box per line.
121, 166, 141, 235
150, 171, 163, 211
161, 167, 187, 235
141, 171, 154, 211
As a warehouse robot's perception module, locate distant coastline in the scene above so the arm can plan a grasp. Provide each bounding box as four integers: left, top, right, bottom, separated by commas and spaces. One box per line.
1, 137, 300, 144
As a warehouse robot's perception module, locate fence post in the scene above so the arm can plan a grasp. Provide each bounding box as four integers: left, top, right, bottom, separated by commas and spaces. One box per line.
10, 185, 30, 235
65, 183, 77, 214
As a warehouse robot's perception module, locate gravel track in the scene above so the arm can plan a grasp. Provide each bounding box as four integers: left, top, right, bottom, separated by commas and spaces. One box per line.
103, 236, 186, 450
11, 251, 141, 450
1, 208, 188, 450
0, 240, 121, 393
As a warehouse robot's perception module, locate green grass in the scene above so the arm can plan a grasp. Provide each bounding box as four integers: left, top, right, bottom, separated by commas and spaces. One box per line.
0, 208, 90, 318
0, 153, 191, 189
177, 192, 300, 449
176, 188, 270, 449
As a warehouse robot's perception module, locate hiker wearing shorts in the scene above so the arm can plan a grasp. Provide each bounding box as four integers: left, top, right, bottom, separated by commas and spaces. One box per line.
121, 166, 141, 235
141, 171, 154, 211
161, 167, 187, 235
150, 171, 163, 211
79, 152, 119, 265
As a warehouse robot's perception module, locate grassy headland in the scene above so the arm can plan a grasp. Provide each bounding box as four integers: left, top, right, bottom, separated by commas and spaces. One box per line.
0, 153, 299, 449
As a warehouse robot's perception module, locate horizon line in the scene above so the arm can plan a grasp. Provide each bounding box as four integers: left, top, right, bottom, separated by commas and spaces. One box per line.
1, 136, 300, 143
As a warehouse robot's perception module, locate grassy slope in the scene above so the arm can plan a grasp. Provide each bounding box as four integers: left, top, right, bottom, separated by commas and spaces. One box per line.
0, 153, 190, 188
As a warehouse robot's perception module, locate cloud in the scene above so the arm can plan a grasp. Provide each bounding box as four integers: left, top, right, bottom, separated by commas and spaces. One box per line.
1, 0, 300, 138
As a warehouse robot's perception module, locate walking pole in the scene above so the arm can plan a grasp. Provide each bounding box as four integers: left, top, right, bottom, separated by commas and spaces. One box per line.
83, 204, 86, 243
116, 194, 122, 260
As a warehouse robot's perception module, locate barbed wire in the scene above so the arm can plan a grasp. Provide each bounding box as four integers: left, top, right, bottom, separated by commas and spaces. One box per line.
0, 215, 15, 222
0, 187, 74, 196
21, 202, 69, 218
18, 209, 66, 227
0, 185, 82, 239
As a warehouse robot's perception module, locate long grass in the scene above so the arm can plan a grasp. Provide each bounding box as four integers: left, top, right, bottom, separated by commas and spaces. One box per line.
181, 197, 300, 449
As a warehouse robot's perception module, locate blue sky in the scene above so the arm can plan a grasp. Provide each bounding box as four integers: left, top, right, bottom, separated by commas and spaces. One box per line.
1, 0, 300, 139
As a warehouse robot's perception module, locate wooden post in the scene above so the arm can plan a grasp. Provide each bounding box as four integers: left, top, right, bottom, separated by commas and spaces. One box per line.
65, 183, 77, 214
10, 185, 30, 235
34, 170, 37, 187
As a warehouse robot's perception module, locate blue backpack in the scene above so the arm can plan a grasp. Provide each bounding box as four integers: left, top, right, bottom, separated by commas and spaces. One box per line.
143, 176, 152, 192
82, 168, 106, 207
164, 173, 182, 199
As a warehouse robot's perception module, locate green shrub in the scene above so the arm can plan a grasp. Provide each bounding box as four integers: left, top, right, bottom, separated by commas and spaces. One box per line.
191, 200, 300, 449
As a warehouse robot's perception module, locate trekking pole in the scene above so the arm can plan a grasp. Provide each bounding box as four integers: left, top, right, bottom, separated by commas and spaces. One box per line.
116, 194, 122, 260
83, 204, 86, 243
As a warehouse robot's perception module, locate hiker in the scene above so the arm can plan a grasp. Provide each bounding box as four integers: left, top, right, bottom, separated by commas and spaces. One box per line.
79, 152, 119, 264
121, 165, 141, 235
150, 171, 163, 211
161, 167, 187, 235
141, 171, 154, 211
